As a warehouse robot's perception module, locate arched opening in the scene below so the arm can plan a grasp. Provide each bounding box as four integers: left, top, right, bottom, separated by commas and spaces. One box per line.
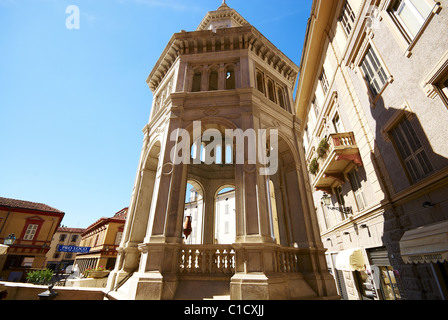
226, 66, 236, 90
267, 79, 276, 102
256, 71, 265, 94
214, 185, 236, 244
267, 179, 281, 245
277, 87, 286, 110
209, 69, 219, 91
192, 70, 202, 92
183, 181, 204, 244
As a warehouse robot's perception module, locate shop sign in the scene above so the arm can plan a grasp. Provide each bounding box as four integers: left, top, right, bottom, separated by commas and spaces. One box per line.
57, 245, 91, 253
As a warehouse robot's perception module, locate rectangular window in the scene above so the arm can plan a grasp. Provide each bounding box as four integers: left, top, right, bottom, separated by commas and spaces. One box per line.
333, 114, 343, 133
348, 170, 367, 211
320, 69, 329, 94
390, 117, 434, 182
24, 224, 38, 241
71, 235, 78, 242
340, 1, 356, 36
22, 257, 34, 267
389, 0, 433, 42
361, 47, 388, 97
59, 234, 67, 242
224, 221, 229, 234
312, 96, 319, 118
115, 232, 123, 245
335, 185, 347, 220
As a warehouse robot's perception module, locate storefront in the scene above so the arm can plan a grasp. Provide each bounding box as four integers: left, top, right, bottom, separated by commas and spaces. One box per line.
367, 247, 403, 300
400, 220, 448, 300
334, 248, 377, 300
333, 247, 404, 300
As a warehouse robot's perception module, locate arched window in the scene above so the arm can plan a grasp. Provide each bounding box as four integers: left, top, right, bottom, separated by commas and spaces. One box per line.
209, 70, 218, 91
192, 71, 202, 92
183, 182, 204, 245
267, 79, 276, 102
214, 186, 236, 244
256, 72, 265, 94
277, 87, 286, 109
226, 67, 236, 90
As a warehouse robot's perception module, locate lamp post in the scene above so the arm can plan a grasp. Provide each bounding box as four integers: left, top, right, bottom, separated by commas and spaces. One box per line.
321, 193, 353, 215
3, 233, 16, 246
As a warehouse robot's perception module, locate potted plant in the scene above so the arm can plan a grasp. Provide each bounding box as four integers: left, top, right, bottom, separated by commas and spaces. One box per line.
84, 266, 111, 278
317, 138, 329, 158
26, 269, 54, 285
309, 157, 319, 175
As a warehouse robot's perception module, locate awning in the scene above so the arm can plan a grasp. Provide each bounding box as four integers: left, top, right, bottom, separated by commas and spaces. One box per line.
0, 244, 8, 256
335, 248, 366, 272
400, 220, 448, 264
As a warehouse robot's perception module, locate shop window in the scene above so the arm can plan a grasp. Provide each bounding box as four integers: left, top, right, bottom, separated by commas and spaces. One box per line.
389, 117, 434, 183
340, 1, 356, 36
378, 266, 403, 300
360, 46, 388, 97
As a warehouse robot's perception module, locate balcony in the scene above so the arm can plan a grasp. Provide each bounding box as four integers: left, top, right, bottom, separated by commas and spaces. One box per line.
309, 132, 363, 193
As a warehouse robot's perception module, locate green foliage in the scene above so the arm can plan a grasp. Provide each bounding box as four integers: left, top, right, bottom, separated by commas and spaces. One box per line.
317, 138, 329, 158
309, 157, 319, 175
26, 269, 53, 284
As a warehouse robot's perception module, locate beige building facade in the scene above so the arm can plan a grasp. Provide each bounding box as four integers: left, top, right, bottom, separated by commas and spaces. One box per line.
106, 2, 338, 300
296, 0, 448, 300
45, 227, 85, 272
75, 208, 127, 275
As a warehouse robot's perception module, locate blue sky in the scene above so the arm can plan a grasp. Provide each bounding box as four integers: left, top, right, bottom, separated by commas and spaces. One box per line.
0, 0, 312, 228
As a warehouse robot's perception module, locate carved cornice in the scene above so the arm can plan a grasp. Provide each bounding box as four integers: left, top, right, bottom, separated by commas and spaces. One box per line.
147, 26, 299, 92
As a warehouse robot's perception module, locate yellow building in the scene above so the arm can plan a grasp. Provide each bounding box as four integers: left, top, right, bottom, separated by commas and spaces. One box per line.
74, 208, 127, 275
45, 227, 86, 272
0, 197, 64, 282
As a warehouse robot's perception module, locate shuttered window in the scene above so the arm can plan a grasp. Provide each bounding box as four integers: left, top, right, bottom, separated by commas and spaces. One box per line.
361, 47, 388, 97
390, 117, 433, 183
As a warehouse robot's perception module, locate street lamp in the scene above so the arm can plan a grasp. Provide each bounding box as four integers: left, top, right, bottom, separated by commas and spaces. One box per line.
321, 193, 353, 215
3, 233, 16, 246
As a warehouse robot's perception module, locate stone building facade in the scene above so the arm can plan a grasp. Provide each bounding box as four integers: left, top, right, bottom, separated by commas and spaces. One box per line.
296, 0, 448, 300
106, 2, 338, 300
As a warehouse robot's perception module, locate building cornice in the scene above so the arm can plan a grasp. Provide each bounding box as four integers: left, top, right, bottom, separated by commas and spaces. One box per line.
147, 26, 299, 92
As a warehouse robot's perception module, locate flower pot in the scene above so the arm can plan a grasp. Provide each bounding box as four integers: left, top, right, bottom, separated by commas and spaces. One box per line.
88, 270, 110, 278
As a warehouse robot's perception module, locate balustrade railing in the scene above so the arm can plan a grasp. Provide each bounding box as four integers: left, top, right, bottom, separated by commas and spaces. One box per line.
178, 245, 235, 275
178, 245, 304, 275
274, 247, 302, 273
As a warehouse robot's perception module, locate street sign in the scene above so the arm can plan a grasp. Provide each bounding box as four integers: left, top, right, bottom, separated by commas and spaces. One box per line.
57, 245, 91, 253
